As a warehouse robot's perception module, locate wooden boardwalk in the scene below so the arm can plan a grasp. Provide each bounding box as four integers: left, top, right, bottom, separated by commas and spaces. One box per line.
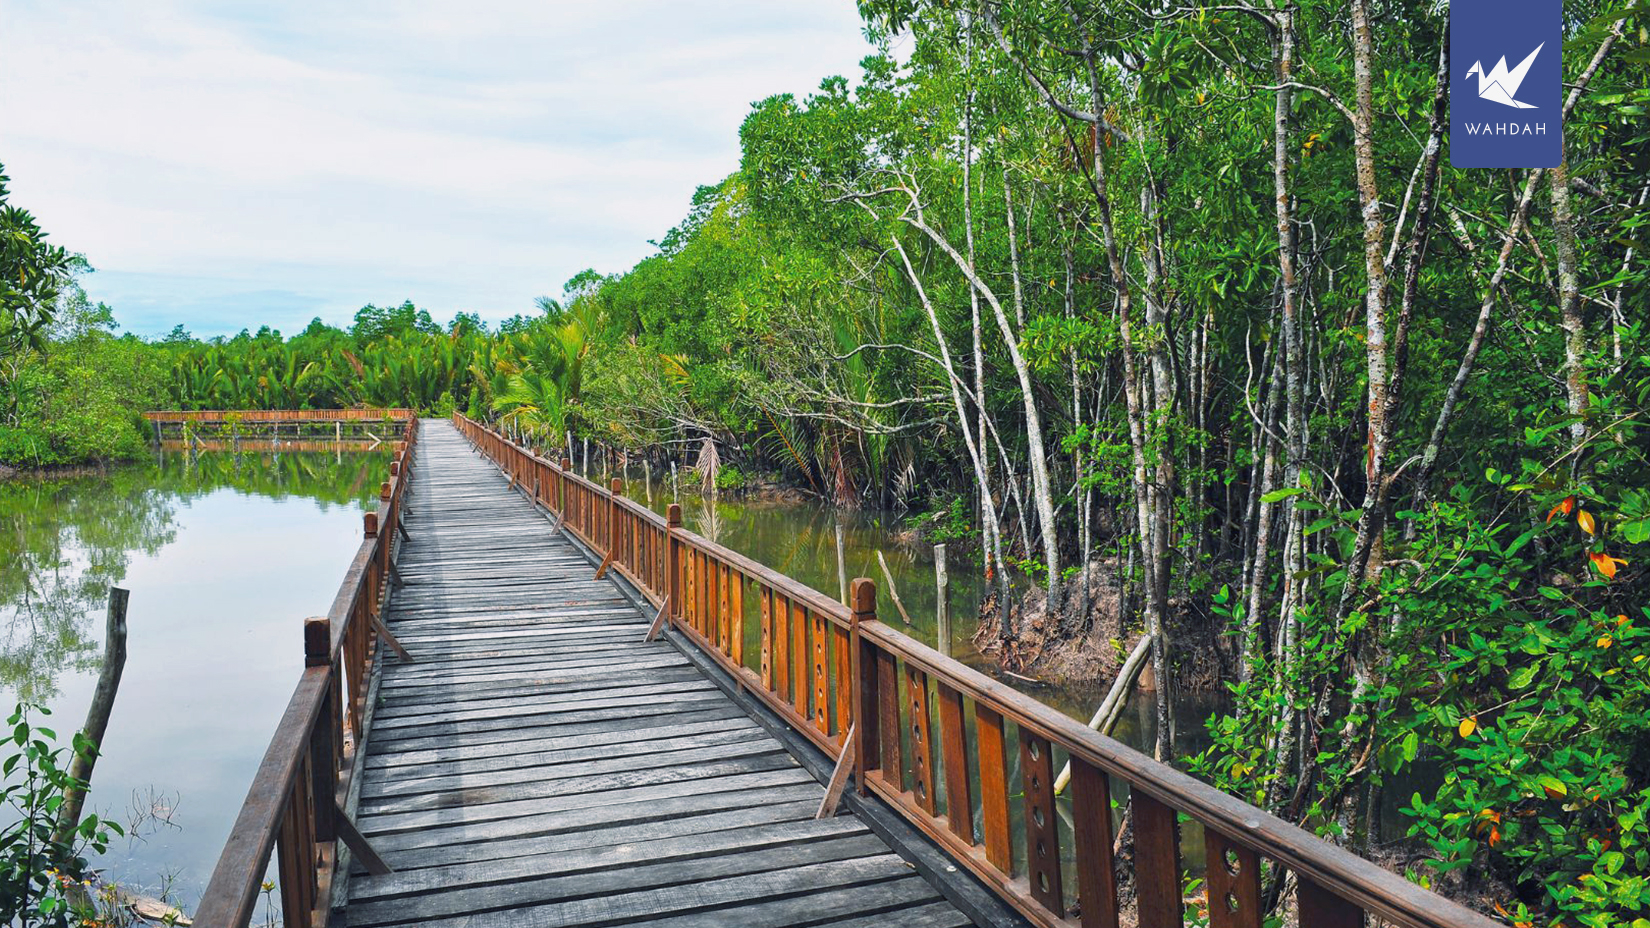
345, 421, 978, 927
195, 413, 1506, 928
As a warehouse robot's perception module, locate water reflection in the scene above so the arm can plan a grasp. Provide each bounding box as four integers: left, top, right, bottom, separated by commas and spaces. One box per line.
0, 445, 393, 908
0, 473, 177, 699
1, 449, 392, 700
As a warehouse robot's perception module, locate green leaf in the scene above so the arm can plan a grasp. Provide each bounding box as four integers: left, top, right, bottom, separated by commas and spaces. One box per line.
1503, 530, 1537, 557
1261, 486, 1307, 503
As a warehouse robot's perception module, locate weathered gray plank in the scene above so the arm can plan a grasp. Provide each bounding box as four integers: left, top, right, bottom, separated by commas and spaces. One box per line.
349, 853, 915, 928
366, 783, 828, 856
362, 736, 780, 799
357, 767, 817, 836
350, 816, 869, 908
365, 716, 756, 770
370, 797, 824, 874
358, 753, 799, 817
623, 879, 952, 928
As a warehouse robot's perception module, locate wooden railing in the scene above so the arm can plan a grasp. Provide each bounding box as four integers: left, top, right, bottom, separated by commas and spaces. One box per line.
455, 413, 1500, 928
143, 408, 414, 423
158, 439, 389, 454
195, 416, 419, 927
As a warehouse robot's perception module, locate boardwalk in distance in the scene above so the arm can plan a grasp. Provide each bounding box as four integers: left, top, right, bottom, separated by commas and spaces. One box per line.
344, 421, 978, 927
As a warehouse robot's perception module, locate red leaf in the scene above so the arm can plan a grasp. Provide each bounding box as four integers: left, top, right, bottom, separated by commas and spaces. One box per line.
1547, 496, 1575, 523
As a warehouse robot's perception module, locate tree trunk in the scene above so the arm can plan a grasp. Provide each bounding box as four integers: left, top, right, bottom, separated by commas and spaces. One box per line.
893, 239, 1012, 628
1550, 161, 1589, 451
54, 587, 129, 847
903, 208, 1060, 636
1003, 168, 1062, 608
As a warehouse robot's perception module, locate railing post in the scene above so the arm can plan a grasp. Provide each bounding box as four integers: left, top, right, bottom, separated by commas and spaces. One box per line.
378, 480, 393, 581
1298, 875, 1364, 928
667, 504, 682, 625
1133, 790, 1183, 928
297, 616, 333, 928
609, 477, 623, 559
851, 578, 878, 796
363, 511, 379, 617
303, 617, 337, 849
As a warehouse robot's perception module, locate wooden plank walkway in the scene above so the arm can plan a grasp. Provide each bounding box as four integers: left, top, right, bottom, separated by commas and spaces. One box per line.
345, 421, 977, 927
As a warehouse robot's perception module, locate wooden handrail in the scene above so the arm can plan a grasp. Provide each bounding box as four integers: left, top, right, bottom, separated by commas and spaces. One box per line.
197, 417, 419, 928
453, 412, 1501, 928
143, 409, 414, 422
193, 667, 332, 924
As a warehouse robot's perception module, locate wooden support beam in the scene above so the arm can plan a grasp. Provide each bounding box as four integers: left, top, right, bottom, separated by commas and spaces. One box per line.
816, 724, 857, 819
387, 560, 406, 588
333, 802, 391, 876
641, 595, 672, 642
396, 517, 411, 541
370, 614, 413, 663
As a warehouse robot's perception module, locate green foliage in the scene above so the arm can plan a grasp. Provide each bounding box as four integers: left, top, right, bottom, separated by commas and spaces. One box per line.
1200, 352, 1650, 924
0, 163, 72, 361
154, 284, 600, 448
0, 271, 168, 468
350, 300, 440, 344
713, 463, 748, 493
916, 494, 975, 545
1385, 390, 1650, 926
0, 704, 122, 928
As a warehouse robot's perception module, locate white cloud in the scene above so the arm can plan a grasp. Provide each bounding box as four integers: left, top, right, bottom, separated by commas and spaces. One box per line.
0, 0, 877, 336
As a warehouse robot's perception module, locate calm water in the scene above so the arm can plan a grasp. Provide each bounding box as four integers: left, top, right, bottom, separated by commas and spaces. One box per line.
1, 445, 1236, 914
1, 446, 393, 908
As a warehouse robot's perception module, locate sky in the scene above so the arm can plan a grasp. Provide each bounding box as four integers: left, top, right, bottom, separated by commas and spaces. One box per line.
0, 1, 880, 338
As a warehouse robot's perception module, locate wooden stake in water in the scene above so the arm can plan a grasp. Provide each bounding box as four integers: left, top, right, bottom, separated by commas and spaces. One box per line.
671, 461, 679, 503
582, 438, 589, 475
54, 586, 129, 845
934, 543, 950, 655
644, 459, 654, 506
835, 522, 849, 605
876, 551, 914, 626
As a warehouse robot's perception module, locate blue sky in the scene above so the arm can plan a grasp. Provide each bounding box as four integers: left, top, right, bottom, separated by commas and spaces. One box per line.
0, 1, 880, 338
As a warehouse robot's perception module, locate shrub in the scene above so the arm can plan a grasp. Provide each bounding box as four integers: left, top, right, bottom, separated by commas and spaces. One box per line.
0, 704, 122, 928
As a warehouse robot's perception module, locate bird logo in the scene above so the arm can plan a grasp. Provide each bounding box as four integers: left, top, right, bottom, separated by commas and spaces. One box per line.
1464, 43, 1544, 109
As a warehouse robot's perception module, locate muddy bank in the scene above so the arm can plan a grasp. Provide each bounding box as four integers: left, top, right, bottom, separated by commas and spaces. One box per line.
969, 557, 1233, 692
730, 479, 809, 504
